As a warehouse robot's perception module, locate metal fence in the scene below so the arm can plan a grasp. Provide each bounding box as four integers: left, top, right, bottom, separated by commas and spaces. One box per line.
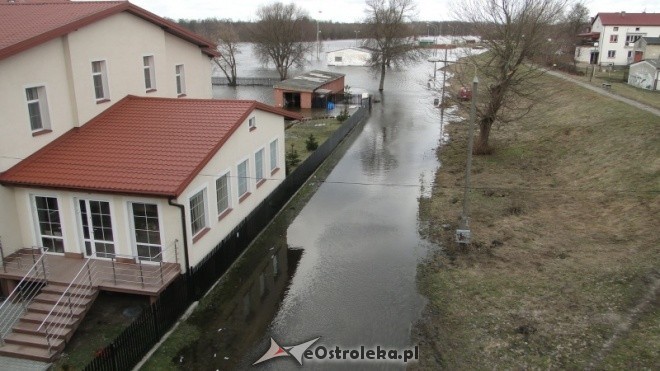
211, 76, 281, 86
82, 105, 369, 370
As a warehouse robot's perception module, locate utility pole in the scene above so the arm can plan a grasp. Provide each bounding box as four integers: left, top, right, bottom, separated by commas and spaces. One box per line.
456, 73, 478, 245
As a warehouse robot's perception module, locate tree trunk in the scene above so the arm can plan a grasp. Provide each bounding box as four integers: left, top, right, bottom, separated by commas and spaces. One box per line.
474, 119, 493, 155
378, 61, 386, 91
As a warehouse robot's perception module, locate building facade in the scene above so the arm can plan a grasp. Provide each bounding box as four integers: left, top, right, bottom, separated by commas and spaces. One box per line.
575, 12, 660, 66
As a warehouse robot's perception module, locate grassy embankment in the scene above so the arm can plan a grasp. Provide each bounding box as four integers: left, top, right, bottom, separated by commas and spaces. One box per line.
415, 70, 659, 369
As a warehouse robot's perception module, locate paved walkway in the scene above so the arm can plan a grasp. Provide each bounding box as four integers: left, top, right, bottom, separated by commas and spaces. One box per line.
544, 69, 660, 117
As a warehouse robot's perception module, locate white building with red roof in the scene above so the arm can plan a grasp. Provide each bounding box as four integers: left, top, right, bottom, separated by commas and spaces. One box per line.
575, 12, 660, 66
0, 2, 301, 360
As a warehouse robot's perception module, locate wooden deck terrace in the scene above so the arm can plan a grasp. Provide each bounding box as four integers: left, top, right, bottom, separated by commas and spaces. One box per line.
0, 249, 180, 297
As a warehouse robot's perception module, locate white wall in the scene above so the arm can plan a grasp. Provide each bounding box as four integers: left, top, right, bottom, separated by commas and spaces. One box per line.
12, 187, 183, 263
175, 110, 286, 267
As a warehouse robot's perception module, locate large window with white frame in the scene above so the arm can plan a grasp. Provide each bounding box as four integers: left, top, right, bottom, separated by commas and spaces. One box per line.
255, 148, 264, 184
33, 196, 64, 253
607, 50, 616, 58
270, 139, 278, 172
216, 172, 231, 216
130, 202, 162, 261
143, 55, 156, 91
189, 188, 208, 238
91, 60, 109, 101
25, 86, 50, 132
175, 64, 186, 96
237, 159, 250, 198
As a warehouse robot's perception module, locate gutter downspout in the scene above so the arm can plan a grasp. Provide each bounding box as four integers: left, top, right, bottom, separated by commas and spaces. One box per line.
168, 198, 190, 273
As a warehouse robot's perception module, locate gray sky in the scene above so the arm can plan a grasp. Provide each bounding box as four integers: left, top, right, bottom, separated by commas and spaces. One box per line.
130, 0, 659, 23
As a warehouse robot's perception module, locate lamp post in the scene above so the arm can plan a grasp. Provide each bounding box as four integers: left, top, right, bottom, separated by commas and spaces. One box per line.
456, 73, 479, 245
316, 11, 322, 61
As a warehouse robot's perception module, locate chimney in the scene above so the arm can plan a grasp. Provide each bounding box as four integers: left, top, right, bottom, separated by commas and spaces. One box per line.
621, 11, 626, 17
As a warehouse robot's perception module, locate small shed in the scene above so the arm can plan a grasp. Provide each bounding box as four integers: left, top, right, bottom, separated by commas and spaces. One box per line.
327, 47, 373, 66
628, 60, 660, 90
273, 70, 345, 109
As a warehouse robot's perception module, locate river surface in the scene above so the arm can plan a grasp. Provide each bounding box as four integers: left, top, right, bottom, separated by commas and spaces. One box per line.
209, 40, 465, 370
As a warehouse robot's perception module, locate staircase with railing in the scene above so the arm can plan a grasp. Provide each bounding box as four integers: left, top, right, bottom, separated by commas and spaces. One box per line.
0, 240, 180, 362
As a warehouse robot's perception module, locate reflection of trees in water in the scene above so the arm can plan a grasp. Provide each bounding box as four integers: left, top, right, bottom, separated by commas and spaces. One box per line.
176, 242, 303, 370
360, 124, 399, 175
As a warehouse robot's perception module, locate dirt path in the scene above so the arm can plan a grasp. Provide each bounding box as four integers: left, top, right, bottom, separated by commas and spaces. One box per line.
544, 69, 660, 117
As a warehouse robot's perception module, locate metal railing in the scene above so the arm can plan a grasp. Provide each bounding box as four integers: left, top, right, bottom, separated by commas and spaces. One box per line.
37, 258, 95, 355
0, 247, 48, 345
95, 240, 180, 289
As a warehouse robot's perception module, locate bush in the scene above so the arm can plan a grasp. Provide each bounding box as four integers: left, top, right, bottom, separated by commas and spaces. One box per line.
305, 134, 319, 151
285, 145, 300, 174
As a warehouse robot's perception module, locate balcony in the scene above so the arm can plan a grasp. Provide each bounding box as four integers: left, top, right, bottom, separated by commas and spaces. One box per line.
0, 244, 181, 296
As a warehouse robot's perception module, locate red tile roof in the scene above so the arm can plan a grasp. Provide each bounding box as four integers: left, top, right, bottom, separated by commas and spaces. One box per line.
0, 1, 219, 61
0, 96, 301, 197
596, 12, 660, 26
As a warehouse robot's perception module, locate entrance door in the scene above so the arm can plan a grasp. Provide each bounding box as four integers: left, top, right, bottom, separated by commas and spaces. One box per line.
78, 199, 115, 258
130, 202, 162, 262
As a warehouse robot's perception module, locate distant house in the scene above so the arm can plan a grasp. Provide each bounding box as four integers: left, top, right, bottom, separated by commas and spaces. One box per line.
273, 70, 345, 109
327, 47, 373, 66
575, 12, 660, 66
631, 37, 660, 62
628, 60, 660, 90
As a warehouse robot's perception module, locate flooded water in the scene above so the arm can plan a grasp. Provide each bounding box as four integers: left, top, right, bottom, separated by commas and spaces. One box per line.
205, 40, 466, 370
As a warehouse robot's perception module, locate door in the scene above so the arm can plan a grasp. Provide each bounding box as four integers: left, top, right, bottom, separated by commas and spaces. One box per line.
78, 199, 115, 258
130, 202, 162, 262
33, 196, 65, 253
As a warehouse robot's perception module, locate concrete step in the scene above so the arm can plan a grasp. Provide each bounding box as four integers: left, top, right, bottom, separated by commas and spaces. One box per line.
27, 301, 87, 318
0, 343, 56, 362
20, 312, 79, 328
4, 333, 65, 351
12, 321, 69, 339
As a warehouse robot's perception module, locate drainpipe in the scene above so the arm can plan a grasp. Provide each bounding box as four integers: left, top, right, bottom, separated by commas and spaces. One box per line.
168, 198, 190, 273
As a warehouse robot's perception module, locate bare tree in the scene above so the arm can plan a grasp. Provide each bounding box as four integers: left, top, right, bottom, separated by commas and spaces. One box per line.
561, 2, 590, 67
213, 22, 240, 86
363, 0, 420, 91
251, 2, 313, 81
454, 0, 568, 154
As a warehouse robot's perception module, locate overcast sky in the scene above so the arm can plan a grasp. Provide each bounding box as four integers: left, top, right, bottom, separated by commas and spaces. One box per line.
130, 0, 659, 23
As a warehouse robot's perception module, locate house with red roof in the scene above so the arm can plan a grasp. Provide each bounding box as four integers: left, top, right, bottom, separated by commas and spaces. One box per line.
575, 12, 660, 66
0, 1, 301, 361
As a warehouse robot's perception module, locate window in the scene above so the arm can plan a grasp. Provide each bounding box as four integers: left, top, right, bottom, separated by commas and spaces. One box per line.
33, 196, 64, 253
25, 86, 50, 132
143, 55, 156, 91
92, 60, 109, 101
79, 200, 115, 259
607, 50, 616, 58
249, 117, 256, 131
175, 64, 185, 96
189, 189, 207, 237
131, 202, 162, 261
237, 159, 249, 198
626, 34, 642, 43
628, 51, 632, 58
635, 27, 640, 31
216, 172, 231, 215
609, 34, 618, 43
613, 27, 619, 31
270, 139, 278, 172
255, 148, 264, 184
335, 56, 343, 62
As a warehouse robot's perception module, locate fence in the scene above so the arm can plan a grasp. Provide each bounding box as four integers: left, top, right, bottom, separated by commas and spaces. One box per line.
82, 104, 369, 370
211, 76, 281, 86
